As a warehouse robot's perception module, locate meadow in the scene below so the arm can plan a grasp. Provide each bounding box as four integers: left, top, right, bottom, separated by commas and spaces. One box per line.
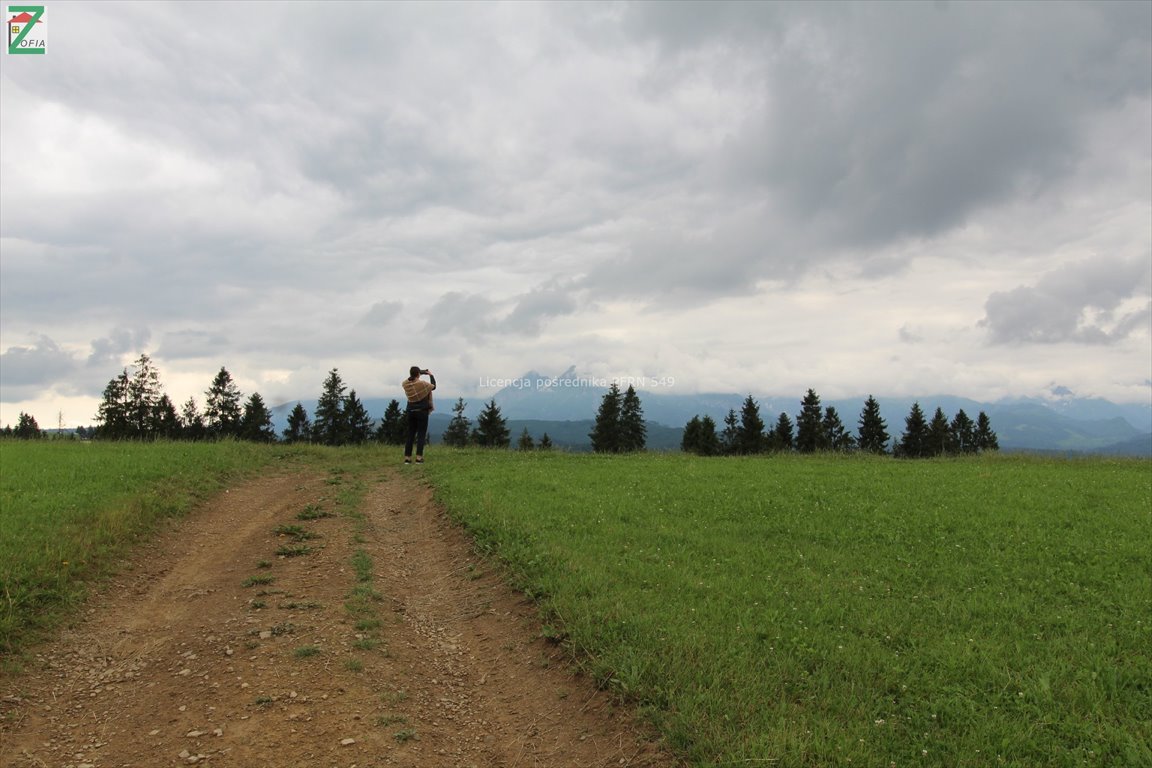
426, 450, 1151, 767
2, 441, 1148, 766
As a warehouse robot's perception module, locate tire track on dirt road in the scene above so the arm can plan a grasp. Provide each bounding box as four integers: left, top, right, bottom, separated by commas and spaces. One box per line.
1, 466, 680, 768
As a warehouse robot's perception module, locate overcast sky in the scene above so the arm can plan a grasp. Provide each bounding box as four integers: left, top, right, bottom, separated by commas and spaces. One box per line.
2, 0, 1150, 428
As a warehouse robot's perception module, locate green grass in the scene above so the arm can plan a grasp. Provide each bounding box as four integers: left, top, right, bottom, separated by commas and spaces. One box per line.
0, 439, 285, 659
424, 450, 1152, 768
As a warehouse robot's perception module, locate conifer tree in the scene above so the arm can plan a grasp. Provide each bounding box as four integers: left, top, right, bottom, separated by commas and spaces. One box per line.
14, 412, 41, 439
312, 368, 347, 446
283, 402, 311, 443
619, 385, 647, 452
720, 409, 739, 455
539, 432, 553, 450
473, 399, 510, 448
769, 412, 794, 452
822, 406, 855, 451
975, 411, 999, 452
927, 407, 951, 456
681, 415, 703, 454
795, 388, 826, 453
375, 399, 405, 445
950, 409, 976, 454
180, 397, 206, 441
127, 354, 164, 438
517, 427, 535, 451
95, 369, 131, 440
240, 393, 277, 443
857, 395, 890, 454
343, 389, 373, 444
736, 395, 766, 454
154, 394, 181, 439
590, 383, 622, 453
205, 367, 243, 439
442, 398, 472, 447
698, 415, 720, 456
898, 402, 930, 458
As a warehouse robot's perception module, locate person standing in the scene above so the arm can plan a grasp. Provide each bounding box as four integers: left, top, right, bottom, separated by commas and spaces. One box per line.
401, 366, 436, 463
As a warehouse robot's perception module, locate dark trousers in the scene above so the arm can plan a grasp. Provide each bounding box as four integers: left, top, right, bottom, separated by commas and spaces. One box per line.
404, 410, 430, 457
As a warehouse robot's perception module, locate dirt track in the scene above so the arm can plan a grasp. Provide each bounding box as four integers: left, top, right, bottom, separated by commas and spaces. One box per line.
0, 468, 679, 768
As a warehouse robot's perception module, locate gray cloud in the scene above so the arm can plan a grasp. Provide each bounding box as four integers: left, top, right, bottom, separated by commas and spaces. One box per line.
981, 254, 1152, 345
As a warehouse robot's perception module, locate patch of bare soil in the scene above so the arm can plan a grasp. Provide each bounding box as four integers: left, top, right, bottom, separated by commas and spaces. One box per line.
0, 468, 681, 768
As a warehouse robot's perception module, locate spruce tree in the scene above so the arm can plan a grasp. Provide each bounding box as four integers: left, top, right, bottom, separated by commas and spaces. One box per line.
95, 370, 131, 440
205, 367, 243, 439
697, 415, 720, 456
376, 399, 406, 445
927, 407, 951, 456
14, 412, 41, 439
898, 402, 930, 458
539, 433, 553, 450
442, 398, 472, 447
517, 427, 535, 451
769, 412, 794, 452
343, 389, 373, 444
619, 385, 647, 452
283, 402, 311, 443
822, 406, 855, 451
127, 354, 164, 438
975, 411, 999, 452
681, 415, 703, 454
720, 409, 739, 455
950, 409, 976, 454
155, 394, 181, 439
240, 393, 277, 443
180, 397, 206, 441
312, 368, 347, 446
857, 395, 889, 454
795, 389, 825, 453
589, 383, 622, 453
473, 399, 510, 447
736, 395, 766, 454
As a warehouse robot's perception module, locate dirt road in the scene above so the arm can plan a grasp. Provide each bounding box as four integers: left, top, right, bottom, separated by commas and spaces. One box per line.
0, 467, 680, 768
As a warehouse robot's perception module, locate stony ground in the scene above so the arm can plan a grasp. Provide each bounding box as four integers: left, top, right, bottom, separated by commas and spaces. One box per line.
0, 467, 681, 768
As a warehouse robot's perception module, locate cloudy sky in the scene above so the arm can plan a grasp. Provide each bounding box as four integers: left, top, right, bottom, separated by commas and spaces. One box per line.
2, 0, 1150, 428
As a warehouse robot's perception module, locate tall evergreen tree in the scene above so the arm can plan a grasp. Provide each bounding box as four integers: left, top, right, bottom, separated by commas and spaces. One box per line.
696, 414, 720, 456
517, 427, 535, 451
473, 399, 510, 447
822, 406, 855, 451
343, 389, 373, 444
240, 392, 277, 443
205, 367, 243, 439
975, 411, 999, 452
589, 383, 622, 453
14, 412, 42, 439
154, 394, 181, 439
795, 388, 826, 453
312, 368, 347, 446
857, 395, 890, 454
619, 385, 647, 452
898, 402, 930, 458
736, 395, 766, 454
95, 369, 131, 440
282, 402, 311, 443
375, 399, 406, 445
442, 398, 472, 447
927, 407, 951, 456
950, 409, 977, 454
769, 412, 794, 452
681, 415, 703, 454
180, 397, 206, 441
127, 354, 164, 438
720, 409, 739, 455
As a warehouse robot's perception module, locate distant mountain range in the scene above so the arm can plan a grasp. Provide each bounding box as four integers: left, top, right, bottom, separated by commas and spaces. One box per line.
272, 366, 1152, 456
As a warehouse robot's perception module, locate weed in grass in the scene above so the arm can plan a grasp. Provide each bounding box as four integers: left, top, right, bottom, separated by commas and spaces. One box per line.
242, 575, 274, 587
344, 658, 364, 672
254, 696, 273, 706
377, 714, 407, 727
278, 601, 322, 611
274, 524, 320, 541
297, 504, 333, 521
256, 560, 272, 569
394, 728, 417, 743
275, 544, 312, 558
353, 637, 382, 651
293, 645, 321, 658
351, 550, 373, 582
355, 618, 382, 632
249, 600, 266, 610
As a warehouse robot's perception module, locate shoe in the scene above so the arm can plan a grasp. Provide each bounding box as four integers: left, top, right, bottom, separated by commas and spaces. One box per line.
403, 458, 412, 464
415, 457, 424, 464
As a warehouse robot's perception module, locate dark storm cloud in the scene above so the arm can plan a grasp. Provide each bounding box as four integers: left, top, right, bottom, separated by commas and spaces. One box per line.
981, 254, 1152, 345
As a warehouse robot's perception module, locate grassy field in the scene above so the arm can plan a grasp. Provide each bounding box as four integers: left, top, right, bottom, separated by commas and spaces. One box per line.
425, 450, 1151, 767
0, 439, 290, 658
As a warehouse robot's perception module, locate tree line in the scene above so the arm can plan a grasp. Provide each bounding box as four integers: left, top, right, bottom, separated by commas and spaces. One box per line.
681, 389, 998, 458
